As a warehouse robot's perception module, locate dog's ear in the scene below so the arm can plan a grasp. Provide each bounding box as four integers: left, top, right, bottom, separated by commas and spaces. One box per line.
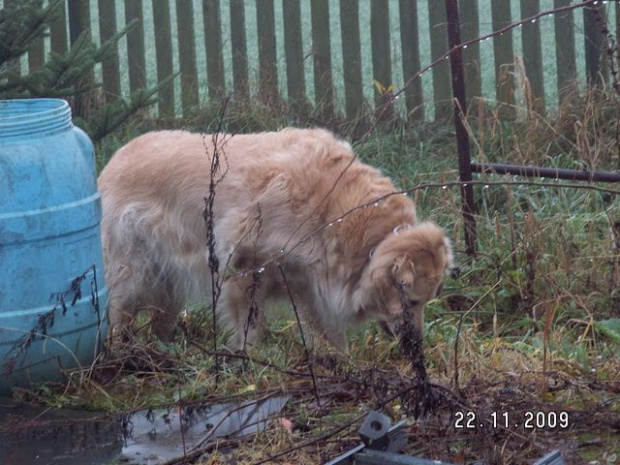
391, 255, 416, 288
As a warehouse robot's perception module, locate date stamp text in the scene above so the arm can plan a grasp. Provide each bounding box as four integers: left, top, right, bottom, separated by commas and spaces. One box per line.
454, 410, 569, 430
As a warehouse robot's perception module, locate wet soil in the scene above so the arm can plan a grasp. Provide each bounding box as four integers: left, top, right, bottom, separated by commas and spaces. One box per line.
0, 399, 122, 465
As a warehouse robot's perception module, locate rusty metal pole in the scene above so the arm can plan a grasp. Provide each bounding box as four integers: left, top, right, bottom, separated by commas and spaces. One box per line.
445, 0, 477, 256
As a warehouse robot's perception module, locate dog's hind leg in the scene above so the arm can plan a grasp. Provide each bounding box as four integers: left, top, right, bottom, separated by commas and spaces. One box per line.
105, 260, 142, 341
150, 275, 184, 342
106, 283, 149, 352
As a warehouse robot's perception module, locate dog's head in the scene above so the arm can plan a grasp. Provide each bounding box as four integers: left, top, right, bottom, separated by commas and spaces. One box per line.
355, 222, 453, 337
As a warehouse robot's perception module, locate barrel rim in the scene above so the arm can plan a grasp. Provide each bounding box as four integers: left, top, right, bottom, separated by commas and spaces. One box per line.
0, 98, 73, 139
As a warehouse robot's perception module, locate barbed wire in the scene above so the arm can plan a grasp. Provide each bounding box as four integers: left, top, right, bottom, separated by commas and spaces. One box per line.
232, 178, 620, 278
387, 0, 603, 113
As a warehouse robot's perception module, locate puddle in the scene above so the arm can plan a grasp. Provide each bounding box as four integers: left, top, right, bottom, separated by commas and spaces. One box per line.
120, 396, 290, 464
0, 396, 290, 465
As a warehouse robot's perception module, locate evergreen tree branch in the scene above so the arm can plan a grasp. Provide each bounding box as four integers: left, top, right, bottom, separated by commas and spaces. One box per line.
1, 0, 173, 141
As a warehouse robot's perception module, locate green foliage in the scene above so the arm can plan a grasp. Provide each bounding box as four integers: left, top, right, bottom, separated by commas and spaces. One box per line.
594, 319, 620, 343
77, 78, 173, 141
0, 0, 170, 141
0, 0, 59, 68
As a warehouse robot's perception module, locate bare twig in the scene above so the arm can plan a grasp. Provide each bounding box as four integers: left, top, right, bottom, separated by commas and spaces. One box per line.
277, 264, 322, 410
241, 179, 620, 278
396, 282, 435, 418
2, 264, 100, 375
203, 98, 232, 380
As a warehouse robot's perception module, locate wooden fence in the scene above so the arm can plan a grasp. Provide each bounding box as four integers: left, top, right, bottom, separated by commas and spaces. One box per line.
10, 0, 619, 122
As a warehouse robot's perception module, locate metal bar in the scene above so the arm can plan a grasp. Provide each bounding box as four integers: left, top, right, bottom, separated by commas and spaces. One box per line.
324, 443, 365, 465
355, 449, 457, 465
533, 449, 565, 465
471, 162, 620, 183
445, 0, 477, 256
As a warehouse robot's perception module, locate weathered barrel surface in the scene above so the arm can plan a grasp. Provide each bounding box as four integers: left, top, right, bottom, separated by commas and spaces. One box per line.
0, 99, 108, 393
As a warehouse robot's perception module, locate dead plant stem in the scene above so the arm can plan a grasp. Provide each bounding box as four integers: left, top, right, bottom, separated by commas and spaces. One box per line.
277, 264, 322, 410
203, 99, 231, 382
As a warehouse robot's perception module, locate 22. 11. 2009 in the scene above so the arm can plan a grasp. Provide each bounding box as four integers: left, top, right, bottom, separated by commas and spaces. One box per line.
454, 410, 570, 430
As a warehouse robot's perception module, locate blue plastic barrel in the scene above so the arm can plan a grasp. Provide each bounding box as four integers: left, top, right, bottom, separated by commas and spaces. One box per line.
0, 99, 108, 394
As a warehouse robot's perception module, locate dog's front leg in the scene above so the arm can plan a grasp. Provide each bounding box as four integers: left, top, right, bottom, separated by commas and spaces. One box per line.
220, 274, 267, 351
309, 316, 348, 353
325, 330, 348, 353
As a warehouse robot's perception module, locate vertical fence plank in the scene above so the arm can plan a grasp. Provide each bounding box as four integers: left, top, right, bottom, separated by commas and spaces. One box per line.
50, 0, 68, 55
230, 0, 250, 102
399, 0, 424, 121
3, 0, 22, 77
229, 0, 249, 102
43, 0, 605, 127
617, 2, 620, 57
98, 0, 121, 103
491, 0, 516, 120
256, 0, 279, 105
125, 0, 147, 93
459, 0, 481, 105
520, 0, 545, 114
152, 0, 175, 117
340, 0, 365, 123
371, 0, 394, 120
28, 0, 45, 73
204, 0, 226, 100
283, 0, 307, 110
310, 0, 333, 118
67, 0, 90, 44
176, 0, 199, 115
553, 0, 576, 101
583, 2, 606, 86
428, 0, 452, 120
67, 0, 94, 118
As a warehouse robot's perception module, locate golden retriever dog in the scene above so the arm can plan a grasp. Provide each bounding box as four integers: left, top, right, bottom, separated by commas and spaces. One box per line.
98, 128, 452, 351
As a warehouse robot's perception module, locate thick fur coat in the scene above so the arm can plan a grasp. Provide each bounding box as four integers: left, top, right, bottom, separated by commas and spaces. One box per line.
98, 128, 452, 350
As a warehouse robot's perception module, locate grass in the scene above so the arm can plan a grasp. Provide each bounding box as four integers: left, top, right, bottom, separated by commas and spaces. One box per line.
19, 81, 620, 464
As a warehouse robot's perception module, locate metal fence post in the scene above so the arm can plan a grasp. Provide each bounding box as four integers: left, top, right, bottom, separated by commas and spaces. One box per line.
445, 0, 477, 256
